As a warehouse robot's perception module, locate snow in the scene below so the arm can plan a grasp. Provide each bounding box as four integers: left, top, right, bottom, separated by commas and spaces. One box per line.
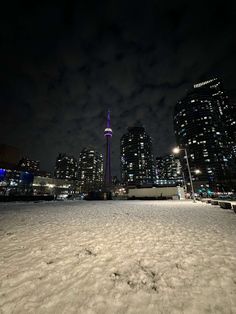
0, 200, 236, 314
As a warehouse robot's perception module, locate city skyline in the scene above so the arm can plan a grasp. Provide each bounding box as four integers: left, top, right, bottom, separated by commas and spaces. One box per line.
0, 77, 235, 180
1, 2, 236, 177
2, 75, 235, 194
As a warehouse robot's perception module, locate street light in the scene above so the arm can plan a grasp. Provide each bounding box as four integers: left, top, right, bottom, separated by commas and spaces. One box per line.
173, 147, 181, 154
173, 146, 196, 203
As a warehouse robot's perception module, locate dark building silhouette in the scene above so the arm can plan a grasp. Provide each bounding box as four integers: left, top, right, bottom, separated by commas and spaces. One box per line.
156, 154, 183, 186
78, 148, 103, 192
0, 144, 22, 169
120, 126, 155, 186
54, 154, 77, 181
112, 176, 120, 186
18, 157, 40, 175
174, 78, 235, 190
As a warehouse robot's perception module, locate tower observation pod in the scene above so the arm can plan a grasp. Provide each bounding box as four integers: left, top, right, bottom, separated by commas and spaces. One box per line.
104, 110, 112, 188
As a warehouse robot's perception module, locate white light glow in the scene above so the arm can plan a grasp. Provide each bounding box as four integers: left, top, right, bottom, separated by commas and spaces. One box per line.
173, 147, 180, 154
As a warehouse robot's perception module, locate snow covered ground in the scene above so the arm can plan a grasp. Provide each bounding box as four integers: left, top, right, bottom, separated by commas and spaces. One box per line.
0, 200, 236, 314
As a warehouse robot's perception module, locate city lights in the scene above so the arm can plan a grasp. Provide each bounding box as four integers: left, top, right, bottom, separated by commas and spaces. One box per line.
120, 126, 155, 186
173, 78, 235, 191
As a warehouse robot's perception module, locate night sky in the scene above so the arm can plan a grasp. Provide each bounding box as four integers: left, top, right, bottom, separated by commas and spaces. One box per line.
1, 1, 236, 177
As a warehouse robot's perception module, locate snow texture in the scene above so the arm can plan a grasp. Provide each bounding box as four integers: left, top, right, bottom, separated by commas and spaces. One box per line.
0, 200, 236, 314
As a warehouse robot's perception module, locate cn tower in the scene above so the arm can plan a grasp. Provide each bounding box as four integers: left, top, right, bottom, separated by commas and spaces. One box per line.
104, 110, 112, 187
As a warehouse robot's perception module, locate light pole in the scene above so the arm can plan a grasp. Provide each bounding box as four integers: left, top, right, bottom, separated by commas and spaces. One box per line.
173, 147, 196, 203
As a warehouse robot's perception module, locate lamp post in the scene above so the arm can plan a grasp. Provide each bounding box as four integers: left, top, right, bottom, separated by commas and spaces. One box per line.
173, 147, 196, 203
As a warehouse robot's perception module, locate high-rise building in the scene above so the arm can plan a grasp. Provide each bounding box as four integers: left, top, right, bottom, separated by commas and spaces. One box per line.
173, 78, 235, 190
225, 92, 236, 158
54, 153, 77, 181
156, 154, 183, 186
120, 126, 155, 186
78, 148, 103, 192
18, 157, 40, 175
104, 110, 112, 188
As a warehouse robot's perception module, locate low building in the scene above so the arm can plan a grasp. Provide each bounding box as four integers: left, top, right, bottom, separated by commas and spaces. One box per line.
32, 176, 73, 197
128, 186, 185, 200
0, 168, 34, 196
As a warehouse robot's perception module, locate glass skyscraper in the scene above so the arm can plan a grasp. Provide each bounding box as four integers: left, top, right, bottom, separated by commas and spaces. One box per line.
174, 78, 235, 190
156, 154, 183, 186
120, 126, 155, 186
54, 154, 78, 181
78, 148, 103, 192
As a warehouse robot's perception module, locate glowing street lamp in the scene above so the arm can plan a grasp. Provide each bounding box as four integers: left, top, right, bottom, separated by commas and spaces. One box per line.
173, 146, 196, 203
194, 169, 201, 175
173, 147, 181, 154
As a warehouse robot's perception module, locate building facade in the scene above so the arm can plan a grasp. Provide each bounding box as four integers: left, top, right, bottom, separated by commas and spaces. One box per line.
33, 176, 71, 197
0, 168, 34, 196
173, 78, 235, 190
120, 126, 155, 186
225, 92, 236, 159
18, 157, 40, 175
156, 154, 183, 186
78, 148, 103, 192
54, 153, 78, 181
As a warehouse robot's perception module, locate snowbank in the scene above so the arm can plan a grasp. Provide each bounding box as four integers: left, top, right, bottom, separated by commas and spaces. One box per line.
0, 200, 236, 313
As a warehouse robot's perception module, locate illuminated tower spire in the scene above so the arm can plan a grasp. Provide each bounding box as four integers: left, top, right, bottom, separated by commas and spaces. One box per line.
104, 110, 112, 187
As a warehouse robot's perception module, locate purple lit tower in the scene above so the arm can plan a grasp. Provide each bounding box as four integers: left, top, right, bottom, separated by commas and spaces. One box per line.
104, 110, 113, 188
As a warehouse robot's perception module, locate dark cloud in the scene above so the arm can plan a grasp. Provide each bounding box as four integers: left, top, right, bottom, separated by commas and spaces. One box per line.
1, 0, 236, 176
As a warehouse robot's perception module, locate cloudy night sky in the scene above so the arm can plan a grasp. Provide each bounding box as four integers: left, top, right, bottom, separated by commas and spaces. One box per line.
1, 1, 236, 177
